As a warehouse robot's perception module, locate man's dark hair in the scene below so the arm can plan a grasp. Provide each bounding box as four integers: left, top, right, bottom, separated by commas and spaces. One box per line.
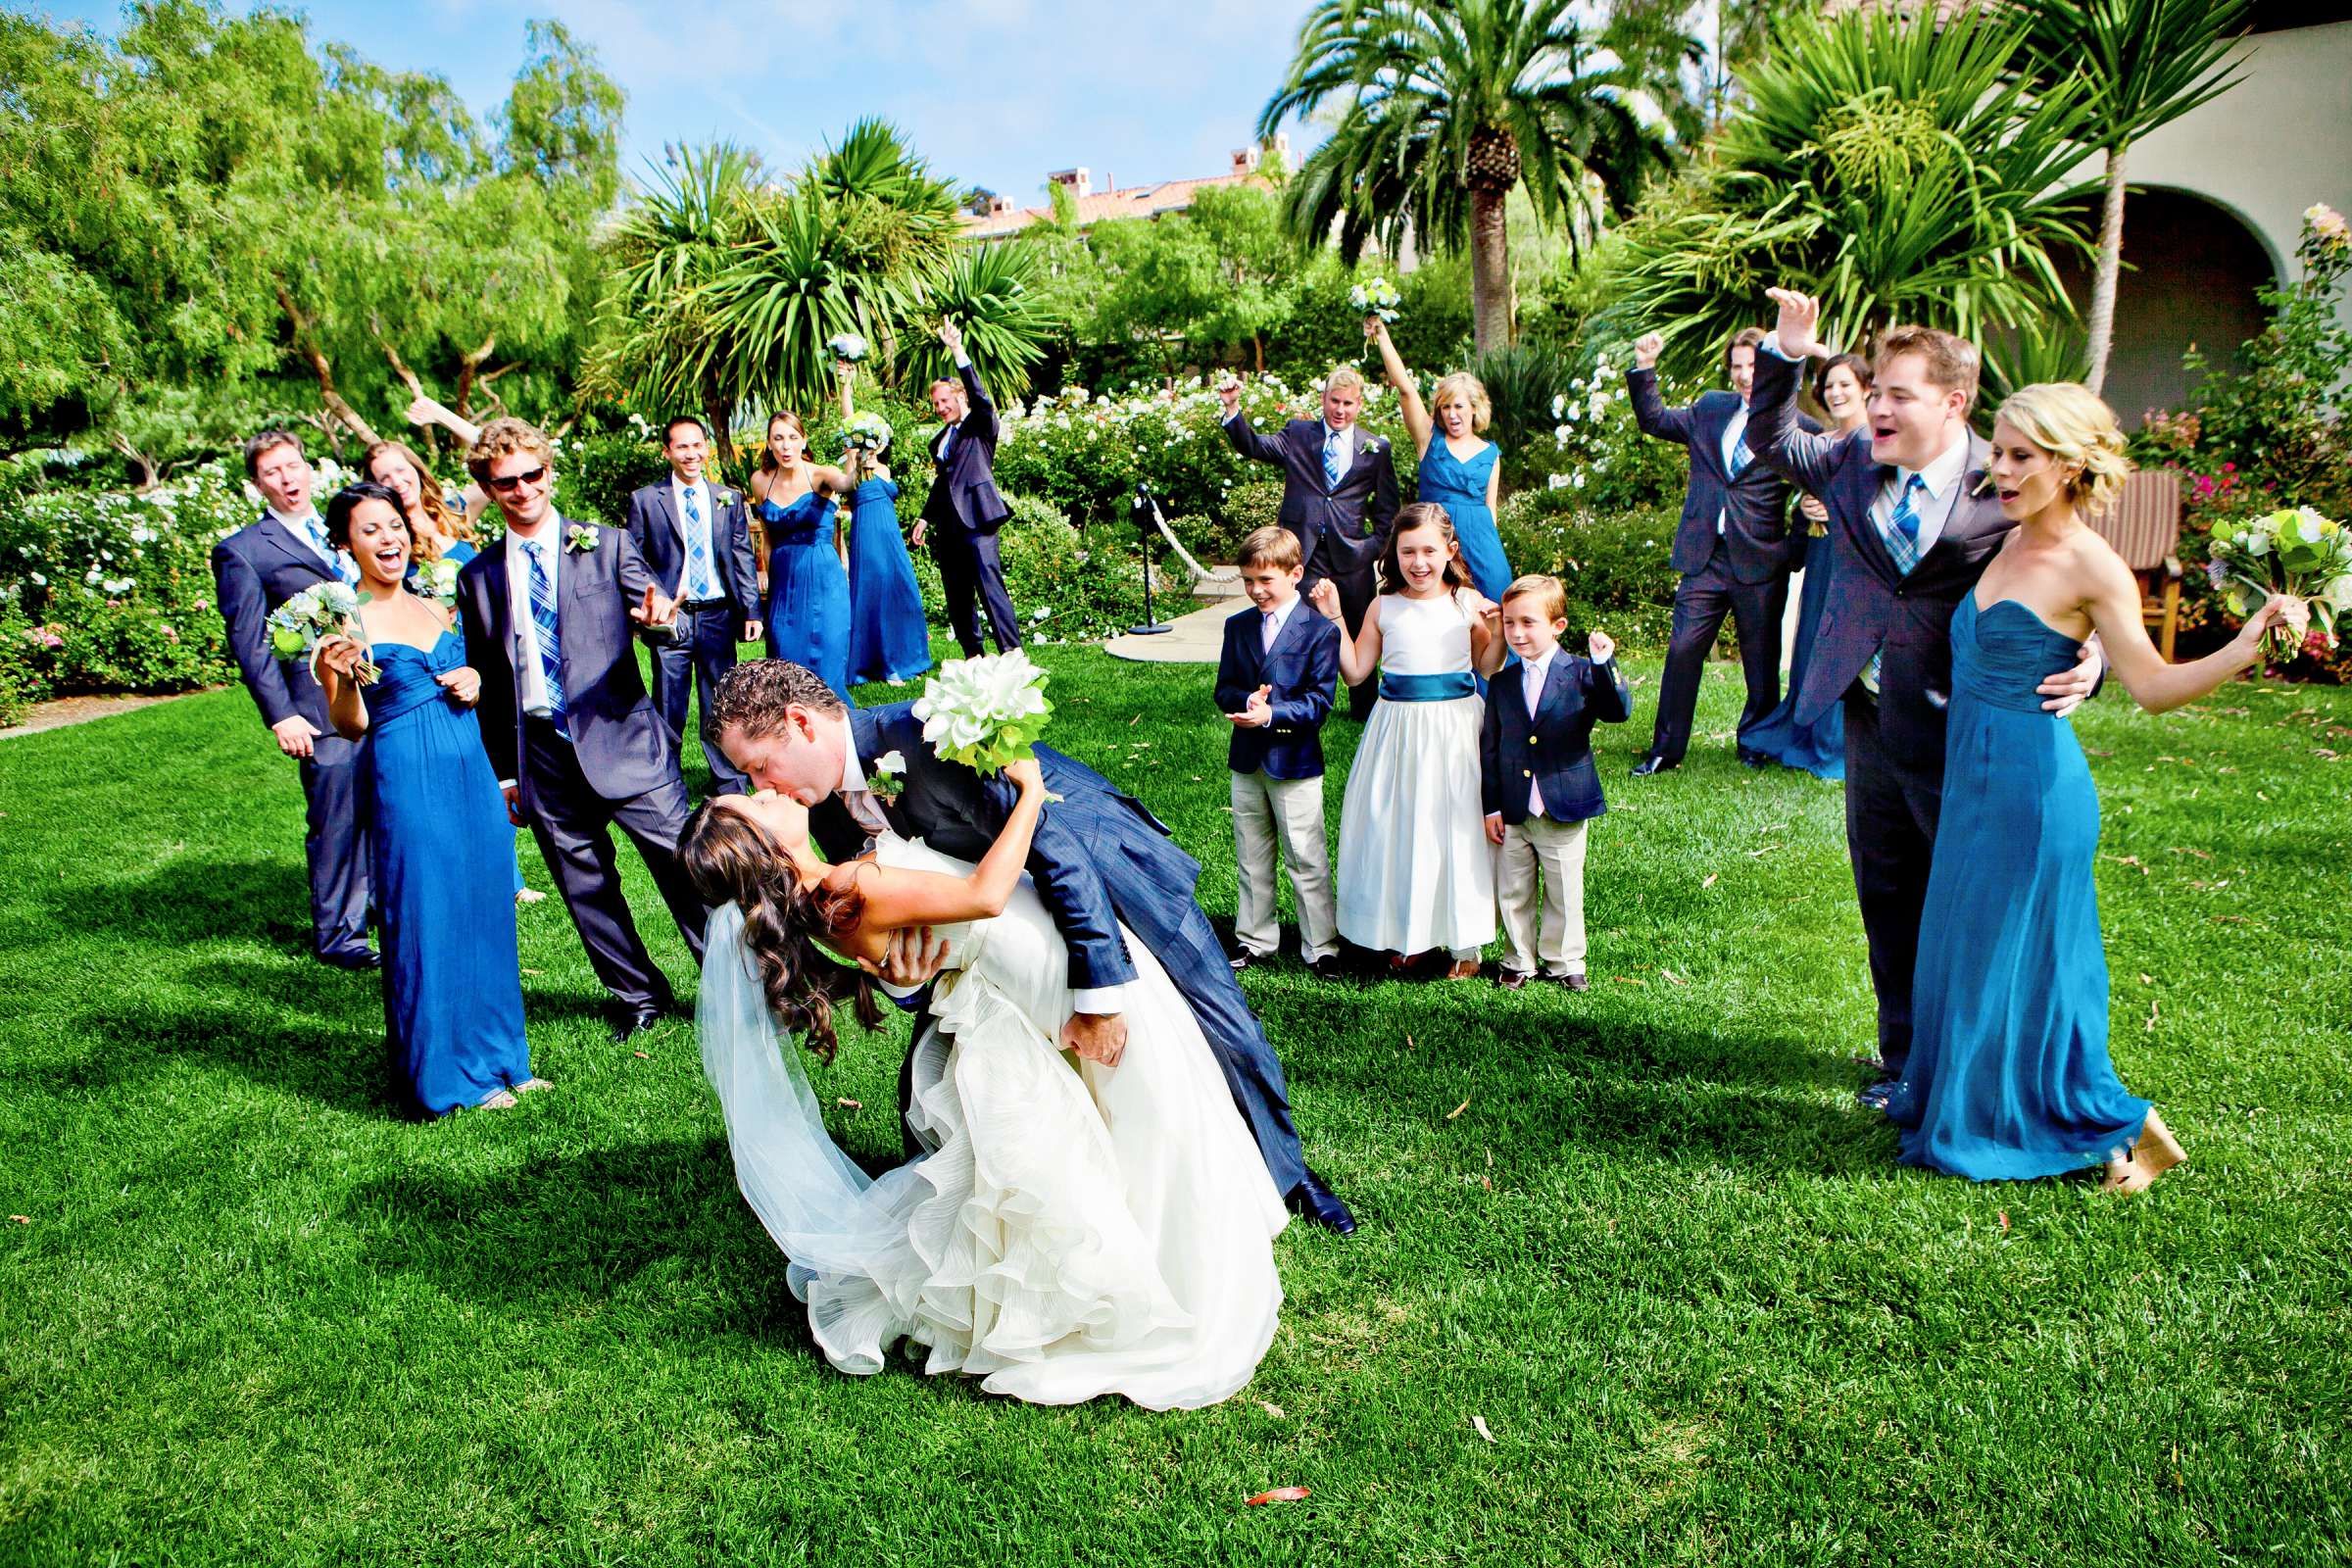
663, 416, 710, 445
244, 428, 304, 480
1722, 326, 1767, 376
712, 659, 846, 739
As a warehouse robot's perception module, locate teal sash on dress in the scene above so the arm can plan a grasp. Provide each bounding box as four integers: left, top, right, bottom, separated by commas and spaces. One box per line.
1379, 672, 1477, 703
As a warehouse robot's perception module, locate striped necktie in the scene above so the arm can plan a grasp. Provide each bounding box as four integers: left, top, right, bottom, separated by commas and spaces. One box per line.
1861, 474, 1930, 696
682, 485, 712, 600
300, 515, 359, 587
523, 539, 568, 738
1728, 427, 1753, 478
1323, 429, 1345, 488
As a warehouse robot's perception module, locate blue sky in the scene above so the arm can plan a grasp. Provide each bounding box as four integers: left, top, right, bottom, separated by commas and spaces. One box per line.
40, 0, 1329, 206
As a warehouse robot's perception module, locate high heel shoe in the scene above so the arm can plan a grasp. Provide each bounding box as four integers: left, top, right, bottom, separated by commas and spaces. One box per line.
2101, 1108, 2185, 1194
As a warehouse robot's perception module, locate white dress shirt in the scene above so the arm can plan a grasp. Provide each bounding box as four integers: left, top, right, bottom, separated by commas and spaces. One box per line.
1874, 431, 1971, 558
505, 523, 563, 721
267, 508, 344, 576
670, 475, 717, 600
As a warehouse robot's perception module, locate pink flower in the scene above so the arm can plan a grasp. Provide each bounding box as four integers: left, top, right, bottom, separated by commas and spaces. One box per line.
2304, 628, 2334, 660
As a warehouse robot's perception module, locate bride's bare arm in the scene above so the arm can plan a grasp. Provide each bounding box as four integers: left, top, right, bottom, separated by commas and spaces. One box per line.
846, 757, 1050, 931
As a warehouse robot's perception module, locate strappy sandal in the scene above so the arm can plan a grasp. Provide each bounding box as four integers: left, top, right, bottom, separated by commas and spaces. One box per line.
474, 1088, 520, 1111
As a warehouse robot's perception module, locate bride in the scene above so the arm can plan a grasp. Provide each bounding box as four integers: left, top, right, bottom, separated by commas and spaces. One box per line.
677, 759, 1288, 1409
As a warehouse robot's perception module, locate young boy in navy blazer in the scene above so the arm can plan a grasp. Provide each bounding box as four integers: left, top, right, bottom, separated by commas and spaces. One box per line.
1215, 526, 1343, 978
1482, 574, 1633, 991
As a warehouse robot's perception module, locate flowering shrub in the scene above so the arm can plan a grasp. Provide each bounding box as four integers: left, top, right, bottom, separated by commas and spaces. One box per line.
1495, 489, 1681, 654
1541, 357, 1693, 514
0, 458, 256, 703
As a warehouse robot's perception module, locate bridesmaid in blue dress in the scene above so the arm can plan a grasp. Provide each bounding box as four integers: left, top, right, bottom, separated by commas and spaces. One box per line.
844, 457, 933, 686
1888, 384, 2300, 1192
1742, 354, 1869, 780
1368, 318, 1512, 600
316, 482, 540, 1116
751, 411, 854, 698
365, 437, 541, 905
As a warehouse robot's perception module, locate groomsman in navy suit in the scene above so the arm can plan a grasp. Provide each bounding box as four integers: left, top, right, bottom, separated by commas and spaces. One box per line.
1219, 366, 1399, 718
211, 429, 374, 969
1626, 326, 1816, 774
625, 416, 760, 797
1748, 289, 2101, 1104
456, 418, 708, 1043
921, 318, 1021, 658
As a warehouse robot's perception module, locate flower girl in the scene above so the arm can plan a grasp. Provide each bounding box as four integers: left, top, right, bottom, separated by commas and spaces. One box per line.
1309, 503, 1504, 977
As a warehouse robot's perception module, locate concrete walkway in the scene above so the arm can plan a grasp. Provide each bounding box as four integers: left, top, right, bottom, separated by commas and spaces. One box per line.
0, 690, 201, 741
1102, 565, 1245, 664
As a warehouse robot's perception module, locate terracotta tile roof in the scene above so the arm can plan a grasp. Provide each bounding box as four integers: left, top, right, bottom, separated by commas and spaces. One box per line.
958, 172, 1275, 240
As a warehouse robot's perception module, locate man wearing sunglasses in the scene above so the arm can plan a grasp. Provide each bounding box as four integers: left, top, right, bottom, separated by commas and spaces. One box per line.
457, 418, 709, 1043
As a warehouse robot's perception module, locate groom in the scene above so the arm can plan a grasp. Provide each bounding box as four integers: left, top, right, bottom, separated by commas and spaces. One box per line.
711, 659, 1359, 1235
458, 416, 710, 1042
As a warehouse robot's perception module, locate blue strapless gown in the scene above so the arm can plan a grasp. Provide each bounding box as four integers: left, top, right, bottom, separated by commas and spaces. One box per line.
760, 490, 852, 698
1886, 595, 2149, 1180
844, 478, 932, 686
363, 631, 533, 1115
1740, 529, 1845, 780
1415, 439, 1511, 601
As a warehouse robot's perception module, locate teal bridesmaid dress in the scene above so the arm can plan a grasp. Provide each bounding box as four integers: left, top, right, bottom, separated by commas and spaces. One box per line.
1414, 439, 1511, 601
1886, 594, 2150, 1180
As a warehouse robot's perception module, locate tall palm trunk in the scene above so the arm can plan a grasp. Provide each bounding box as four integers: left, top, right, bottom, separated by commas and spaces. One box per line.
1469, 184, 1513, 356
2085, 144, 2129, 395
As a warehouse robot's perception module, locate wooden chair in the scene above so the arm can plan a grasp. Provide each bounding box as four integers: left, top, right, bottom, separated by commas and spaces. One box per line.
2089, 468, 2185, 661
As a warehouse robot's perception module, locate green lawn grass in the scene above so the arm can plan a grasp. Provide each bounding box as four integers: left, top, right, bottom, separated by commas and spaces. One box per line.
3, 647, 2348, 1565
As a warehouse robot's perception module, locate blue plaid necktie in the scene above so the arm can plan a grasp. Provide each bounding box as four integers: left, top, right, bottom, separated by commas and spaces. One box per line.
523, 539, 567, 738
1323, 428, 1345, 488
300, 515, 358, 587
1861, 474, 1931, 695
1728, 426, 1753, 479
682, 485, 712, 600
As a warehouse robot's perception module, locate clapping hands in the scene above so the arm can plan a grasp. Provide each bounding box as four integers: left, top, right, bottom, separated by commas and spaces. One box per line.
1225, 684, 1274, 729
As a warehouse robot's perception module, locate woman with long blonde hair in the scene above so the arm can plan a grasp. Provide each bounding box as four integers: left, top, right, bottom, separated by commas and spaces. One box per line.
1887, 381, 2304, 1193
1365, 318, 1512, 601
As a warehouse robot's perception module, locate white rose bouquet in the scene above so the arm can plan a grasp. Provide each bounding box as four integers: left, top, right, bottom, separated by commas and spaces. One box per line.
1349, 275, 1401, 323
827, 332, 869, 365
909, 650, 1054, 774
2207, 506, 2351, 662
269, 581, 378, 684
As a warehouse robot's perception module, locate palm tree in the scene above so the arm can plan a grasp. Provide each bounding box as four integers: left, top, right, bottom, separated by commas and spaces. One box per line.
583, 140, 773, 462
1607, 6, 2096, 377
1259, 0, 1676, 355
2017, 0, 2248, 394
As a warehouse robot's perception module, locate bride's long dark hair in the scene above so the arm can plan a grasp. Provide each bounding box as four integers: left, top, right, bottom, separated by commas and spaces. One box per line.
678, 802, 882, 1062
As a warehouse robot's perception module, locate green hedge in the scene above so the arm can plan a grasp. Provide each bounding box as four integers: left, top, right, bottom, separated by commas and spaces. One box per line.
1495, 489, 1682, 655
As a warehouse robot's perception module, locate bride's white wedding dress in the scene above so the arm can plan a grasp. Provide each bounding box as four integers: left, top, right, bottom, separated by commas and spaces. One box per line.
699, 833, 1287, 1409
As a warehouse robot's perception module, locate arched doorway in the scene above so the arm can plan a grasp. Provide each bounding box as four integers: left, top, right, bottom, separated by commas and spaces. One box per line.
2053, 186, 2278, 424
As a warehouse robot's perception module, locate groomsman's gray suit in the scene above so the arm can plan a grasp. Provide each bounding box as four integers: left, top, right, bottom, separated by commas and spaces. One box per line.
211, 512, 372, 963
458, 516, 708, 1013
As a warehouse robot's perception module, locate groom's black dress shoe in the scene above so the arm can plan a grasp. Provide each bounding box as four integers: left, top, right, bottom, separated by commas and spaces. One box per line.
319, 948, 380, 972
1630, 754, 1679, 777
610, 1004, 669, 1045
1286, 1169, 1357, 1236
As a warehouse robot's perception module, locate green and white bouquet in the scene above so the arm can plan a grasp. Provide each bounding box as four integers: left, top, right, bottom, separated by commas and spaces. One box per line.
1349, 275, 1401, 323
2207, 506, 2351, 662
827, 332, 869, 365
839, 411, 894, 455
416, 556, 462, 607
909, 650, 1054, 774
268, 581, 378, 684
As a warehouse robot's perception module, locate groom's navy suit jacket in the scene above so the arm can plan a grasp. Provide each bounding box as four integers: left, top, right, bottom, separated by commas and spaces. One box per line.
810, 702, 1307, 1194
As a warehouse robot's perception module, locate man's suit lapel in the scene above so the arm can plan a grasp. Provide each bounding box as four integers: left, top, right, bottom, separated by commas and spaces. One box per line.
1842, 453, 1903, 586
258, 516, 333, 584
649, 482, 681, 541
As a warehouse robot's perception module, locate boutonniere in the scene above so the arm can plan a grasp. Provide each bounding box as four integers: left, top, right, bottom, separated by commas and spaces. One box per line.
714, 488, 736, 507
1363, 437, 1385, 454
868, 750, 907, 802
564, 523, 598, 555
